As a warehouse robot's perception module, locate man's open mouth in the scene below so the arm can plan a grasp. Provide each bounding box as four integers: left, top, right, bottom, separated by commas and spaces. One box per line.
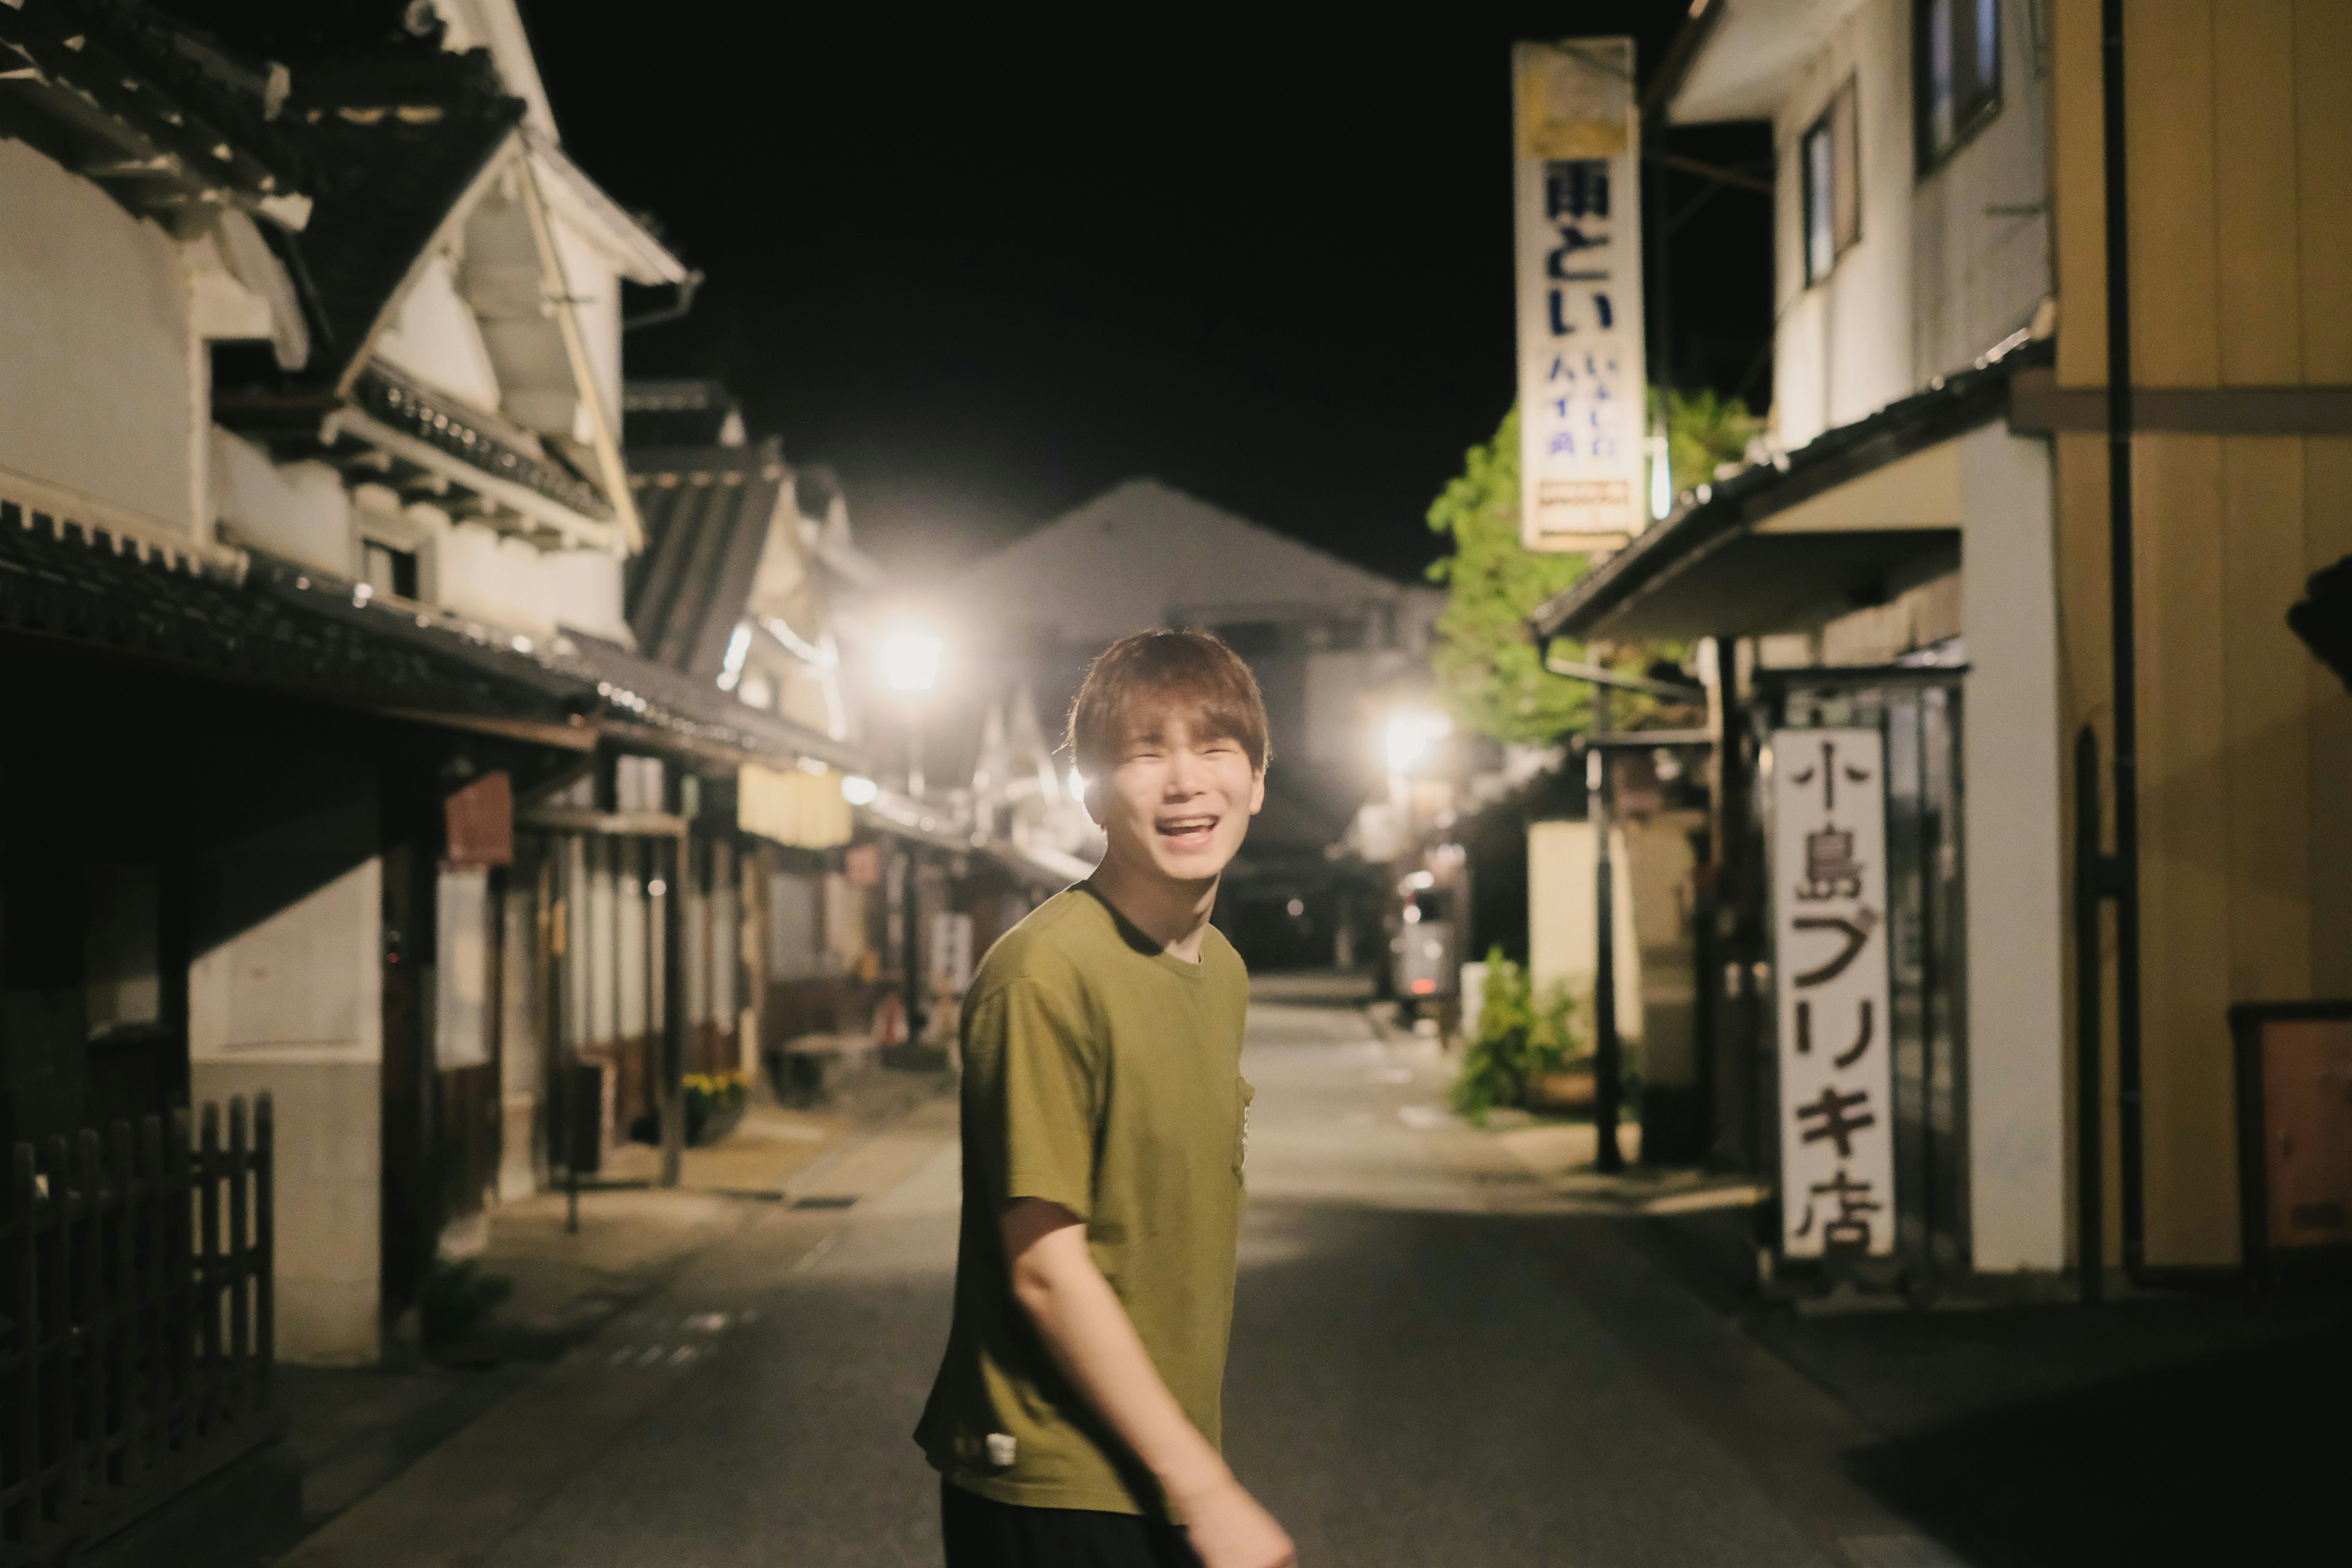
1156, 815, 1218, 846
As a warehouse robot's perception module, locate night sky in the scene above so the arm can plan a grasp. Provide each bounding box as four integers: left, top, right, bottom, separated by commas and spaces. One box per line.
535, 7, 1772, 582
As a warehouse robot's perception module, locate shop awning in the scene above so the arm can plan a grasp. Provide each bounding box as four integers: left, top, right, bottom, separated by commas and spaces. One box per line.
1529, 341, 2047, 644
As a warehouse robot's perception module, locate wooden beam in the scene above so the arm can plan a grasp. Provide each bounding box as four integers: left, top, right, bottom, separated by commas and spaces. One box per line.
2008, 368, 2352, 434
1648, 150, 1774, 195
514, 805, 688, 837
382, 709, 596, 752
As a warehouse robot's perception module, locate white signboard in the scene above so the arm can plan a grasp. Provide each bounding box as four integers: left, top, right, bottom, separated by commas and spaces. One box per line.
1771, 729, 1896, 1257
1512, 38, 1648, 552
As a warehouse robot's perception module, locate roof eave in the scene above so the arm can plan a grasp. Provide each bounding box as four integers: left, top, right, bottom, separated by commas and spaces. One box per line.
1528, 344, 2048, 643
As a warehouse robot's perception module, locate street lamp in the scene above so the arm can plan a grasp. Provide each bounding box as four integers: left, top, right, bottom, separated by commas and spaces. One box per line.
1384, 706, 1452, 775
879, 628, 943, 796
881, 628, 943, 695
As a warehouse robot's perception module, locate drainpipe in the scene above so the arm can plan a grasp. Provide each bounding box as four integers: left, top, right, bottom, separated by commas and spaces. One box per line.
2100, 0, 2146, 1276
1589, 685, 1626, 1174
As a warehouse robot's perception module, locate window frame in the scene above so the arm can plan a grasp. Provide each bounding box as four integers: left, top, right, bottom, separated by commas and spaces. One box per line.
1801, 78, 1862, 287
1913, 0, 2003, 175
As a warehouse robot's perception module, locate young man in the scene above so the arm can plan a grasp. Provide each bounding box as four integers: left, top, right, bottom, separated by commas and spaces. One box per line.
916, 630, 1295, 1568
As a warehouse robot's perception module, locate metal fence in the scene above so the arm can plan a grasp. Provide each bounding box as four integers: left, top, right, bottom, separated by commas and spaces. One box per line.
0, 1097, 278, 1562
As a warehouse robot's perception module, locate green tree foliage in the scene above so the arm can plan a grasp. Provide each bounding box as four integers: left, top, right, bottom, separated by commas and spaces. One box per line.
1427, 394, 1760, 747
1449, 951, 1584, 1121
1423, 407, 1594, 746
1657, 386, 1765, 499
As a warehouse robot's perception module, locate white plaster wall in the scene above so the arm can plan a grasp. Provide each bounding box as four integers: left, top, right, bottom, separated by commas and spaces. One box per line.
553, 221, 624, 427
1526, 820, 1643, 1039
549, 546, 631, 640
439, 521, 555, 633
1770, 1, 2053, 448
0, 141, 198, 529
211, 431, 355, 575
188, 772, 385, 1365
374, 252, 504, 411
1772, 0, 1917, 448
1910, 0, 2054, 377
1958, 423, 2066, 1271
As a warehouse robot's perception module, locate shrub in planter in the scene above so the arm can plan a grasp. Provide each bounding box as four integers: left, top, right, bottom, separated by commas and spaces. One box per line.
1448, 949, 1586, 1123
628, 1071, 752, 1146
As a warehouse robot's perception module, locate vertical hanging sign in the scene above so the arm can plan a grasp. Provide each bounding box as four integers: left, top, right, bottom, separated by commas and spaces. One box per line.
1512, 38, 1648, 553
1771, 728, 1897, 1257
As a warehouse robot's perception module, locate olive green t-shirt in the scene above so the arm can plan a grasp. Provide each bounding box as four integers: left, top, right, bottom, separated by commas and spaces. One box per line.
914, 884, 1253, 1518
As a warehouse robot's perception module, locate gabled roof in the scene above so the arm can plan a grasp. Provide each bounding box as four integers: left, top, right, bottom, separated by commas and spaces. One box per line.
626, 439, 790, 680
209, 46, 525, 402
962, 478, 1419, 642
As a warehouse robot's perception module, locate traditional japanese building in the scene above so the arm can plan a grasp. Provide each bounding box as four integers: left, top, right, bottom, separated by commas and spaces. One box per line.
1532, 0, 2352, 1289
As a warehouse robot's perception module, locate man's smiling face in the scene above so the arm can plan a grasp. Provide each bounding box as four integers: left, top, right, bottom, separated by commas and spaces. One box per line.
1088, 706, 1265, 888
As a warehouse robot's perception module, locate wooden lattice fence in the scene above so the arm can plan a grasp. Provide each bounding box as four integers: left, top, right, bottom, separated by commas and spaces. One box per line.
0, 1098, 279, 1564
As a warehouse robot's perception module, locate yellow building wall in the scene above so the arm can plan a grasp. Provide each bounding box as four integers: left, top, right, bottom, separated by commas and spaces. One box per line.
2049, 0, 2352, 1269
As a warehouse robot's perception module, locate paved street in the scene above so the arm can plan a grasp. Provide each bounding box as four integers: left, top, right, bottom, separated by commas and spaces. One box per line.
282, 982, 1962, 1568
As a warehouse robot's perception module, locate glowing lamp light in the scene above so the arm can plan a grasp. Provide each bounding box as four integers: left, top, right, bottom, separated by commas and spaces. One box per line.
840, 774, 880, 806
1649, 432, 1673, 522
880, 629, 944, 693
1384, 707, 1453, 774
1411, 978, 1437, 995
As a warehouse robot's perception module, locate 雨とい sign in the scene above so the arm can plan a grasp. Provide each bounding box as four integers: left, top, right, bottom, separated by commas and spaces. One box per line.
1511, 37, 1648, 553
1770, 728, 1896, 1257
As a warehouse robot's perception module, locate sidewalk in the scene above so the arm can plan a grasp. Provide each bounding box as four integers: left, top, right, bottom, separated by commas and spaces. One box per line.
269, 1063, 955, 1556
1432, 1092, 2352, 1566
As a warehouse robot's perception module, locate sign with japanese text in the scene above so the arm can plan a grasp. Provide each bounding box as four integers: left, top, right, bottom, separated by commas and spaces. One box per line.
1771, 728, 1896, 1257
1512, 38, 1648, 552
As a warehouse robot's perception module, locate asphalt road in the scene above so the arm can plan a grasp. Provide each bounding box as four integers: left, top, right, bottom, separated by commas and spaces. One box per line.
289, 983, 1964, 1568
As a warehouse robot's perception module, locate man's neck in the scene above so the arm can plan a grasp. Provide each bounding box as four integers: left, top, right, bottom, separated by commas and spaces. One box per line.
1088, 847, 1218, 963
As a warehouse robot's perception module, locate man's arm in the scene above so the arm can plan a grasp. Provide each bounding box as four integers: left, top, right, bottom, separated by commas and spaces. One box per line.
1003, 1199, 1294, 1568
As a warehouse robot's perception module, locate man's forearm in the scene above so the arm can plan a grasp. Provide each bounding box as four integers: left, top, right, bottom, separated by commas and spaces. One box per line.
1003, 1202, 1232, 1505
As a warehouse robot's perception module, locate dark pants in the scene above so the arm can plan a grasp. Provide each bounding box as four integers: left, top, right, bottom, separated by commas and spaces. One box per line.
940, 1478, 1202, 1568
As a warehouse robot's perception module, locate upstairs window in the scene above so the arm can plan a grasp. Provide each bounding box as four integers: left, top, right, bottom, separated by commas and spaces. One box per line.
1917, 0, 2001, 170
362, 540, 419, 601
1803, 80, 1861, 285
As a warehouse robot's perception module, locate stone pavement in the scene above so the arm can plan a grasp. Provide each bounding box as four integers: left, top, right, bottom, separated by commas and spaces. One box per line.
271, 1075, 952, 1548
250, 978, 2347, 1566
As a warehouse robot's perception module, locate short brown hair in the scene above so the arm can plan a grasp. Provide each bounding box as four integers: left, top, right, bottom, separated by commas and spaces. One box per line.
1065, 630, 1271, 778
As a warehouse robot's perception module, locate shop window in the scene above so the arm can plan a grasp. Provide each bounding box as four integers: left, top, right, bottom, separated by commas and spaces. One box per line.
1916, 0, 2001, 171
1803, 79, 1861, 285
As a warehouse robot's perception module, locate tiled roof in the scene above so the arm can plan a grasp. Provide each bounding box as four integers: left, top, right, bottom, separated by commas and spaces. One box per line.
0, 0, 308, 228
211, 48, 523, 393
627, 440, 789, 680
351, 363, 612, 521
0, 495, 872, 777
0, 499, 581, 730
546, 627, 870, 777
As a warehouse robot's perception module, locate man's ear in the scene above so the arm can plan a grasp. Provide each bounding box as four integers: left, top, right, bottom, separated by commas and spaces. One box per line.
1248, 767, 1266, 816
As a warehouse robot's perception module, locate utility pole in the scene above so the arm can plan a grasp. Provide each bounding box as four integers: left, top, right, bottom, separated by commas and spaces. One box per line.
1541, 649, 1707, 1174
659, 832, 687, 1188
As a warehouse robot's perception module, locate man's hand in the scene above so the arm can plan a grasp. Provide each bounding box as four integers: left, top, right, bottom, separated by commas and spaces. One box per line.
1001, 1199, 1295, 1565
1174, 1475, 1296, 1568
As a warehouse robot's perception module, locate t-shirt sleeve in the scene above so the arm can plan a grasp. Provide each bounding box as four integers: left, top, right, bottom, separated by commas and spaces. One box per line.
965, 978, 1099, 1221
